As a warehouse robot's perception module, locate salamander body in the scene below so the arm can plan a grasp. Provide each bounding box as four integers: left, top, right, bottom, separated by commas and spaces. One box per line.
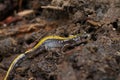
4, 33, 90, 80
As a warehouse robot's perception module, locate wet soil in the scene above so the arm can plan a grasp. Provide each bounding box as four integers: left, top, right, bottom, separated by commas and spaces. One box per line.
0, 0, 120, 80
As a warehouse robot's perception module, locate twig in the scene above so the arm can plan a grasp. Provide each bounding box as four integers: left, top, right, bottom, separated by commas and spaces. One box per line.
41, 5, 63, 10
87, 20, 101, 27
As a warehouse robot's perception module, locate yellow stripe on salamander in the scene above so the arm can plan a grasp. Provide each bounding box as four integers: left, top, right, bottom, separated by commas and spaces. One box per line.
25, 35, 77, 54
4, 54, 25, 80
4, 34, 79, 80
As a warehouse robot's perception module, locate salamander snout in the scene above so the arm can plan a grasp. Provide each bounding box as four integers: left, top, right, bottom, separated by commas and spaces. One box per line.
73, 33, 90, 42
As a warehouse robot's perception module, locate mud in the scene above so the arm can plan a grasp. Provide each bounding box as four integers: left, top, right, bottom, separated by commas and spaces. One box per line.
0, 0, 120, 80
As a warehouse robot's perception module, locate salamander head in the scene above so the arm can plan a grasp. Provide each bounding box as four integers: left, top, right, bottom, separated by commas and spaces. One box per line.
70, 33, 90, 42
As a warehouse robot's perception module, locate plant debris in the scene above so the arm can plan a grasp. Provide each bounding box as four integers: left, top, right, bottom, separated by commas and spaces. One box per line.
0, 0, 120, 80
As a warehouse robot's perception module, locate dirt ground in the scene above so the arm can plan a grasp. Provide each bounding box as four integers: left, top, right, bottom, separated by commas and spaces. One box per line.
0, 0, 120, 80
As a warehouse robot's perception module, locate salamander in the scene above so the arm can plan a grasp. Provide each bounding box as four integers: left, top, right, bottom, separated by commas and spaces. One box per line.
4, 33, 90, 80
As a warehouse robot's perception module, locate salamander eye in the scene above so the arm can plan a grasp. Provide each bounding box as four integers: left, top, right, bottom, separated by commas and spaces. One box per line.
84, 36, 87, 39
